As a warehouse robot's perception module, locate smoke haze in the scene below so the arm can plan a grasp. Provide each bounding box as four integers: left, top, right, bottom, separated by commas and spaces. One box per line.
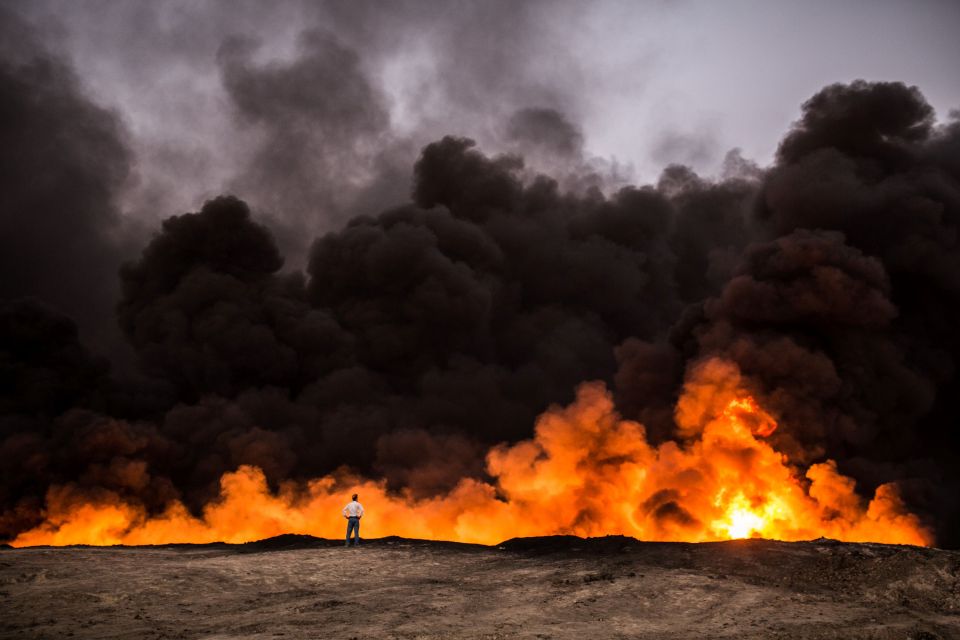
1, 1, 959, 546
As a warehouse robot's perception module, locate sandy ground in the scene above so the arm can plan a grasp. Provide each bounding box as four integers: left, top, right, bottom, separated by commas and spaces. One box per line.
1, 535, 958, 639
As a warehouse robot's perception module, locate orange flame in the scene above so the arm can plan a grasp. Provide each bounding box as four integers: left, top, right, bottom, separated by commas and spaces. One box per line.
10, 358, 933, 547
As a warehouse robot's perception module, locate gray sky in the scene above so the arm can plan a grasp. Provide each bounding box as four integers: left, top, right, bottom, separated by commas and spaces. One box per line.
576, 1, 960, 177
11, 0, 960, 232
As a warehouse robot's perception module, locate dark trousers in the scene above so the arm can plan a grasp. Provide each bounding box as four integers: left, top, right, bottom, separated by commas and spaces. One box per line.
345, 516, 361, 546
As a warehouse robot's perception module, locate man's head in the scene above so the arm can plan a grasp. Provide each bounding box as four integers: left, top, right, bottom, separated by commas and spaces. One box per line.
352, 493, 358, 501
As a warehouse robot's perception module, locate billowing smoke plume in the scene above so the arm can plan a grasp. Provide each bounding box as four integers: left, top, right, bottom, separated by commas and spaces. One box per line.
0, 10, 958, 547
217, 29, 409, 260
0, 8, 135, 356
618, 81, 960, 543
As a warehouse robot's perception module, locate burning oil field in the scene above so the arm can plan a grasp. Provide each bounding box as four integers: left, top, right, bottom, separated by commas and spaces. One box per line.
1, 1, 960, 637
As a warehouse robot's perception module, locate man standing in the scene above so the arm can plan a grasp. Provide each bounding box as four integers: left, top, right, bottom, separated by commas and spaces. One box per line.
342, 493, 364, 547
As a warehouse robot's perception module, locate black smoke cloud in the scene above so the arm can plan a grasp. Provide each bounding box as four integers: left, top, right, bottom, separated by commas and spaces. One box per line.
117, 195, 353, 400
211, 11, 602, 264
506, 108, 584, 158
2, 71, 960, 547
0, 8, 135, 357
651, 81, 960, 544
218, 29, 409, 260
6, 1, 594, 272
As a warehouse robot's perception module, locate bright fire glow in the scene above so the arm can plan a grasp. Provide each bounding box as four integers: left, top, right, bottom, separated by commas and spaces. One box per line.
9, 358, 933, 548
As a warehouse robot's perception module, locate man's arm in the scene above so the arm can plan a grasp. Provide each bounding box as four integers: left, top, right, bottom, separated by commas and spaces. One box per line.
358, 504, 364, 518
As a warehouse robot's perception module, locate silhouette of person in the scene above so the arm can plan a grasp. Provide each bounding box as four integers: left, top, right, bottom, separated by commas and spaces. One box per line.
342, 493, 364, 547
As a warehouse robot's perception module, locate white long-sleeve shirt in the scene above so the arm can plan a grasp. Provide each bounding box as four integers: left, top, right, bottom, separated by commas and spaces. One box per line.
343, 500, 364, 518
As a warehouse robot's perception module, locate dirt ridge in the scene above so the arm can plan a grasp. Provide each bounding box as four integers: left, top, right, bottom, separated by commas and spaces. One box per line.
3, 535, 958, 638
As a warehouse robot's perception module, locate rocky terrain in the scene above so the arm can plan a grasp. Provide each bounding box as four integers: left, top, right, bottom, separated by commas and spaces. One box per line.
1, 535, 958, 639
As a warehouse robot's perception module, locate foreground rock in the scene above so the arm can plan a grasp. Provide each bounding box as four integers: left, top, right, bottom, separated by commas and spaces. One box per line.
1, 536, 958, 639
